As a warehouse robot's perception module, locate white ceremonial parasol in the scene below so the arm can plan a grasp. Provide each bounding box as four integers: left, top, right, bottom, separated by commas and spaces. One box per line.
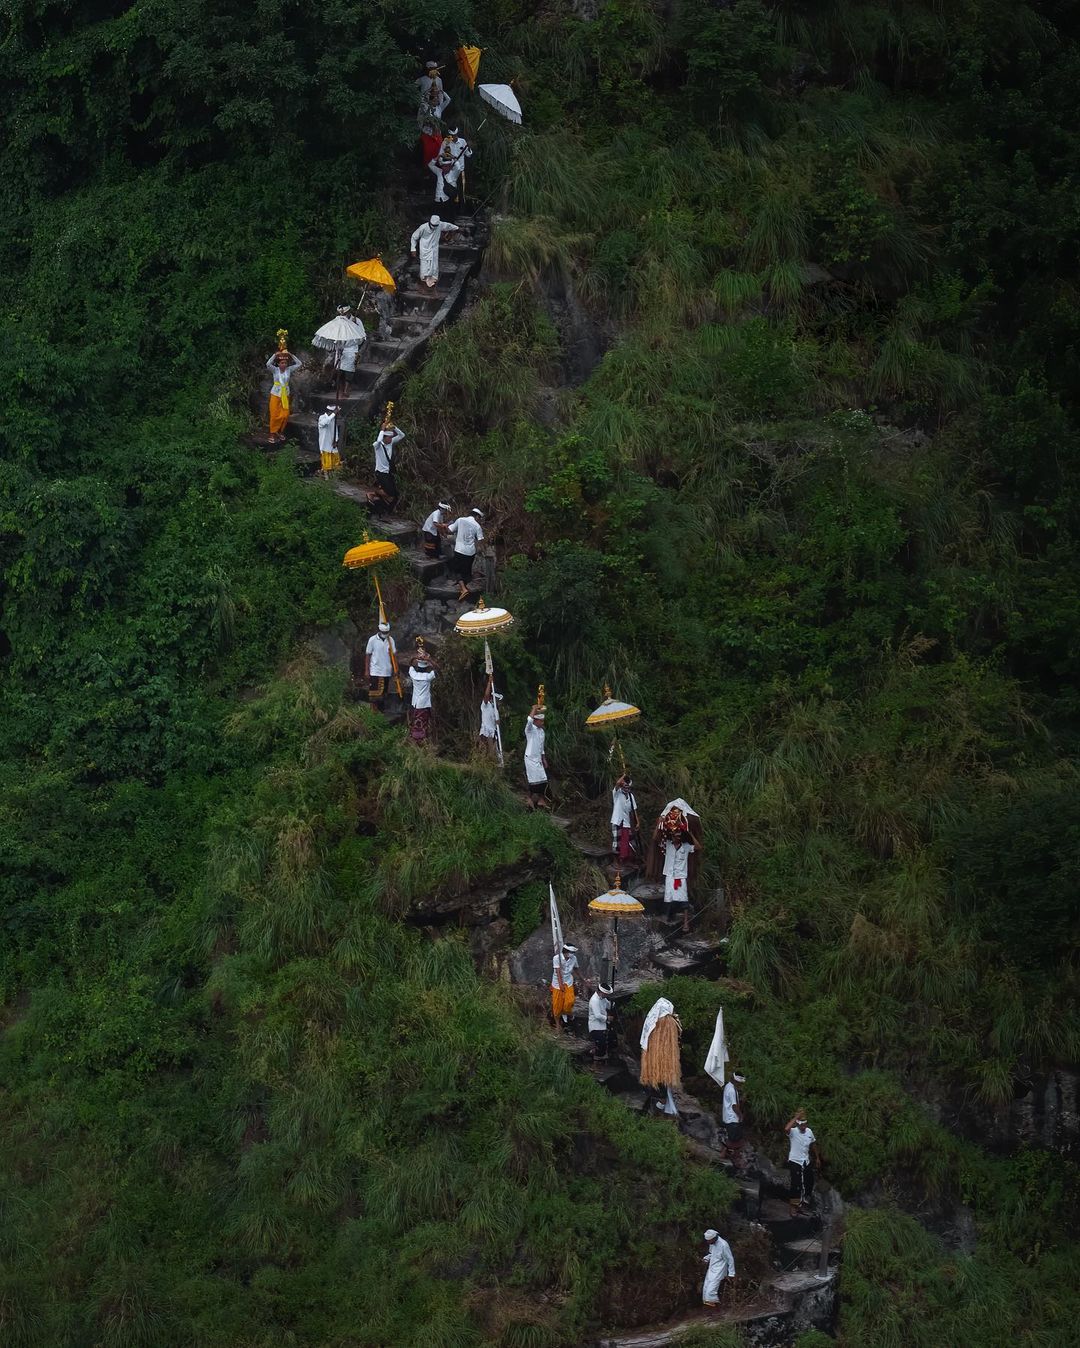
478, 83, 522, 125
312, 315, 363, 349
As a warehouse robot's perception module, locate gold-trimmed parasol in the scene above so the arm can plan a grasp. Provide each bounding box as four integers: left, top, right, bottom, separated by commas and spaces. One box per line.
586, 686, 641, 727
589, 872, 645, 984
454, 596, 514, 636
342, 533, 402, 697
455, 597, 513, 767
346, 257, 397, 292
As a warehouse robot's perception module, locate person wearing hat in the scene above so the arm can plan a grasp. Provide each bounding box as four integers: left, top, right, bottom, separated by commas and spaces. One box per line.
364, 619, 397, 710
410, 214, 460, 290
317, 403, 341, 477
421, 501, 452, 559
550, 941, 579, 1030
265, 346, 302, 443
417, 59, 450, 122
446, 508, 485, 601
701, 1229, 736, 1308
478, 674, 504, 759
371, 417, 405, 511
720, 1069, 750, 1171
523, 702, 549, 809
610, 774, 640, 863
588, 981, 614, 1061
407, 638, 438, 746
336, 306, 366, 400
785, 1110, 820, 1214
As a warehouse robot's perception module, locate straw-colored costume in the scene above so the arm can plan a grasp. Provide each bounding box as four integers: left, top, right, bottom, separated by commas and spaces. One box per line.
639, 997, 682, 1090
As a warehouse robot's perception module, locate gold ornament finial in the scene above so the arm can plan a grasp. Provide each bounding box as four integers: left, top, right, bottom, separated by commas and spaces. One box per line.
603, 683, 612, 699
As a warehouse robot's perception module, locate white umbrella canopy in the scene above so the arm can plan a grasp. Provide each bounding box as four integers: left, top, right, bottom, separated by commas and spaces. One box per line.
478, 83, 522, 125
312, 315, 363, 350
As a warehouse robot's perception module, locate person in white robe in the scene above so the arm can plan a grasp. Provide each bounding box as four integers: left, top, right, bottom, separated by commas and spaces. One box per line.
701, 1229, 736, 1308
663, 836, 695, 933
317, 404, 341, 476
524, 705, 549, 808
417, 61, 450, 123
410, 215, 461, 289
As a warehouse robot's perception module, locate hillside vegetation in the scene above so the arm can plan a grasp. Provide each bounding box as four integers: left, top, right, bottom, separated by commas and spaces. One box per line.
2, 1, 1079, 1344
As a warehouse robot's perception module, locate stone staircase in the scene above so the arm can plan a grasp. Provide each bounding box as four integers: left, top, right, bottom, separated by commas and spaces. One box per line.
252, 197, 488, 467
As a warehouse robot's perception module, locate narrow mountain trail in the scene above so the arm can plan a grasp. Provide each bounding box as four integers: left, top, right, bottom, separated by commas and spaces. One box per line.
247, 169, 842, 1346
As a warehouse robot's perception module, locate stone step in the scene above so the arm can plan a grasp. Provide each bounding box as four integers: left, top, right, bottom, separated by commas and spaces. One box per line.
368, 340, 407, 361
402, 547, 445, 584
650, 948, 722, 977
372, 517, 420, 548
424, 576, 482, 602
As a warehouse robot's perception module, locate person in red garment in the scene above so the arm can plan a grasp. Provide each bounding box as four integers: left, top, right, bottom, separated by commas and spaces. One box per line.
420, 120, 443, 170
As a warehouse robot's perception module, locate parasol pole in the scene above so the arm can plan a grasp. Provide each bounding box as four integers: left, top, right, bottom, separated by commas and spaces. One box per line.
371, 569, 403, 699
484, 637, 504, 767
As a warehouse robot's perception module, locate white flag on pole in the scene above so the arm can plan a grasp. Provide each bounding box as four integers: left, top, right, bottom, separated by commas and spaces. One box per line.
704, 1007, 729, 1086
549, 883, 564, 958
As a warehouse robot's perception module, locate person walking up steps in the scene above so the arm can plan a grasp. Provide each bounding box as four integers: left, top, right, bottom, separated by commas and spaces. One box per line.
266, 345, 302, 443
785, 1109, 820, 1214
550, 942, 579, 1031
446, 507, 484, 601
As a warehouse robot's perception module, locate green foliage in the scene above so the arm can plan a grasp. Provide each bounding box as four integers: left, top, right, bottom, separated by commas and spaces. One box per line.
5, 0, 1080, 1343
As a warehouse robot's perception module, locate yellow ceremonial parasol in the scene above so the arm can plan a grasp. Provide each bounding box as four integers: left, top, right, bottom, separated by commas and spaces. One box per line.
455, 598, 513, 766
456, 45, 482, 90
342, 539, 399, 569
346, 257, 397, 292
589, 873, 645, 984
342, 533, 403, 697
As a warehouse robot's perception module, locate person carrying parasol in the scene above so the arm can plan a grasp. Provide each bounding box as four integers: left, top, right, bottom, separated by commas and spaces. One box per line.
610, 774, 641, 864
364, 619, 397, 711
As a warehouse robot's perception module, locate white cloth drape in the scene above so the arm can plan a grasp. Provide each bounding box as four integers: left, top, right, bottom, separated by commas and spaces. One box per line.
640, 997, 675, 1051
704, 1008, 728, 1087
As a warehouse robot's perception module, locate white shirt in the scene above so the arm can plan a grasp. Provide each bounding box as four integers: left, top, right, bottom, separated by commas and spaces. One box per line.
365, 633, 396, 678
339, 341, 360, 373
663, 841, 695, 880
611, 787, 637, 828
479, 692, 503, 738
317, 411, 339, 457
422, 508, 446, 536
448, 515, 484, 556
524, 716, 547, 783
722, 1081, 740, 1125
551, 952, 578, 990
373, 427, 404, 473
409, 667, 435, 709
788, 1125, 816, 1166
588, 992, 611, 1032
